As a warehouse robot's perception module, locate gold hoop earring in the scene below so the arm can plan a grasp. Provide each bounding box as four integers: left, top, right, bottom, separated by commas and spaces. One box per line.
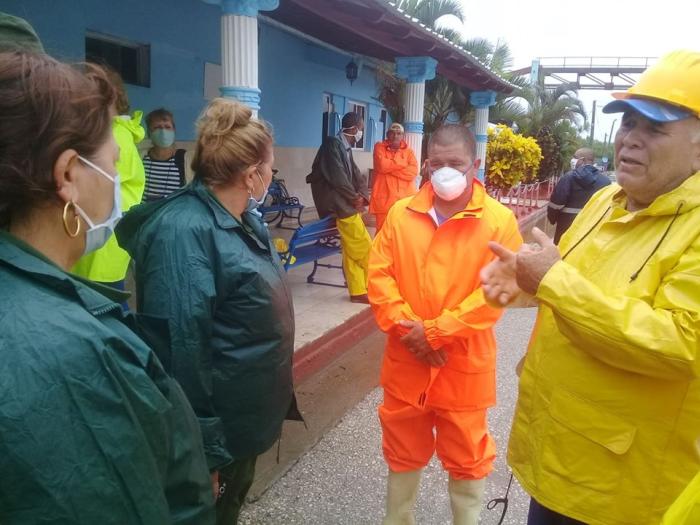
62, 201, 81, 238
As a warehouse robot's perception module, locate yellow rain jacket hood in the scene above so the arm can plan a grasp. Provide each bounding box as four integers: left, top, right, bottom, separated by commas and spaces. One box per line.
509, 172, 700, 525
72, 112, 146, 282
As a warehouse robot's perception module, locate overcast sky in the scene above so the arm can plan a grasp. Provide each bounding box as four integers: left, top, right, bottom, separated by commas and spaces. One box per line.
442, 0, 699, 143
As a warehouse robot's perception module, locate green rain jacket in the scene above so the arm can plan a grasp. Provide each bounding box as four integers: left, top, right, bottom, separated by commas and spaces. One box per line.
116, 179, 300, 469
0, 231, 214, 525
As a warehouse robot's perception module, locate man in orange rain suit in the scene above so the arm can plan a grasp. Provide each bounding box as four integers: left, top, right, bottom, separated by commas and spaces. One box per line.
368, 124, 522, 525
370, 122, 418, 231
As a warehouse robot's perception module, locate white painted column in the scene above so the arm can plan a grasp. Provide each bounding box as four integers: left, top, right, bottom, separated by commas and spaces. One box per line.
209, 0, 279, 116
469, 91, 497, 181
396, 57, 437, 187
404, 82, 426, 168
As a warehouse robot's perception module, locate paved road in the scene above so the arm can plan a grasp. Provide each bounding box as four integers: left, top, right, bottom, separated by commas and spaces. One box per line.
240, 308, 537, 525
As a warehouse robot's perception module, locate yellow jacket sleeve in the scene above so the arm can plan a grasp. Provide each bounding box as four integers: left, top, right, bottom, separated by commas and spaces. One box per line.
536, 239, 700, 380
367, 208, 420, 332
423, 212, 523, 349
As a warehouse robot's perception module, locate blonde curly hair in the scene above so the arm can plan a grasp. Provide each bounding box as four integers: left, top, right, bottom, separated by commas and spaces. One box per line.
192, 98, 272, 186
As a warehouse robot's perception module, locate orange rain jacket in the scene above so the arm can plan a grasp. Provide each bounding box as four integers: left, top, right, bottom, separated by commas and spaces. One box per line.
369, 140, 418, 215
368, 180, 523, 410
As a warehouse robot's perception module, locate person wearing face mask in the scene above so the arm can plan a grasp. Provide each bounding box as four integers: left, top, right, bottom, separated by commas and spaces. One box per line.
367, 124, 522, 525
142, 108, 193, 201
117, 98, 302, 525
71, 68, 145, 305
547, 147, 610, 243
370, 122, 418, 231
307, 111, 372, 303
0, 52, 214, 524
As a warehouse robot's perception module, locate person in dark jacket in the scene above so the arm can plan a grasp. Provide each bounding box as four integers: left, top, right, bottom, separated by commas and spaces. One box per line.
547, 147, 611, 243
117, 98, 301, 525
306, 112, 372, 303
0, 51, 214, 525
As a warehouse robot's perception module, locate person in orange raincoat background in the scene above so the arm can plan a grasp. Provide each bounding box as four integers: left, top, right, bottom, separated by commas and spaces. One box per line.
368, 124, 523, 525
370, 122, 418, 231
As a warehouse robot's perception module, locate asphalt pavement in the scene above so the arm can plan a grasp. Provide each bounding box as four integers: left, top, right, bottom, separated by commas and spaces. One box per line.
239, 307, 538, 525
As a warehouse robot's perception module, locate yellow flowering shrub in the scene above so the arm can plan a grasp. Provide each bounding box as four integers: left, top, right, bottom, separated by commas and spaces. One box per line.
486, 125, 543, 190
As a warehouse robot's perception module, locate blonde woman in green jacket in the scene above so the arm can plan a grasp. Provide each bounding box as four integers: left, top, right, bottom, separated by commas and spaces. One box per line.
72, 69, 145, 300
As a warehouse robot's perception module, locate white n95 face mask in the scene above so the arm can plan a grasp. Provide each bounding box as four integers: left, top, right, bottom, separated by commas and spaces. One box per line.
74, 156, 122, 255
431, 166, 467, 201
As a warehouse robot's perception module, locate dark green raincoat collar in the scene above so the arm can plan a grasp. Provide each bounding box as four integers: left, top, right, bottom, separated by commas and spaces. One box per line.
191, 179, 270, 251
0, 231, 128, 316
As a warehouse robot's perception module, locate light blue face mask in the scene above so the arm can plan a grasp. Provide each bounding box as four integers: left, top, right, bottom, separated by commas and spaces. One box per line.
245, 170, 269, 215
151, 128, 175, 148
75, 156, 122, 255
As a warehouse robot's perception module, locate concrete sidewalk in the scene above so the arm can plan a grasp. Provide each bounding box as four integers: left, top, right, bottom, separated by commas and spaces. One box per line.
240, 308, 538, 525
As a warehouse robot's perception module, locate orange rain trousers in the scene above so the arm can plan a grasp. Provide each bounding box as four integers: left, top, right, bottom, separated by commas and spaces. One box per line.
379, 391, 496, 479
370, 140, 418, 231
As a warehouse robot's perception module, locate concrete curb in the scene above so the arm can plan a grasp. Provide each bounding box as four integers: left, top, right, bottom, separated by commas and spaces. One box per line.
293, 306, 377, 384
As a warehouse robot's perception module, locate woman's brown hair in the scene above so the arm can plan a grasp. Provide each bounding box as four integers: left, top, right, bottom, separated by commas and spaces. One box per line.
0, 52, 116, 228
192, 98, 272, 186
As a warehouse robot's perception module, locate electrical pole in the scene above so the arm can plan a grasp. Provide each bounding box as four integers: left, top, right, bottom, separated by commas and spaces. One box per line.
589, 100, 597, 146
608, 119, 618, 147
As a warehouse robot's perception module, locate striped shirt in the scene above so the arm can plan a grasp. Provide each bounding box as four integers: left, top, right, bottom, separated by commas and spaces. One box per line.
142, 154, 184, 201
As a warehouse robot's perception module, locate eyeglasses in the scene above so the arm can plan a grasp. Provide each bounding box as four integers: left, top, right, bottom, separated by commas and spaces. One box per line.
272, 168, 279, 176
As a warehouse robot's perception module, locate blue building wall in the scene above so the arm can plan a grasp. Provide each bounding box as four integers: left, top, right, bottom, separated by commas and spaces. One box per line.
3, 1, 386, 147
3, 0, 221, 140
259, 22, 384, 149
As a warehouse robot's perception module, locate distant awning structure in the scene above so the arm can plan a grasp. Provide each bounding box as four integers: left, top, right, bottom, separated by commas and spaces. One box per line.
266, 0, 515, 94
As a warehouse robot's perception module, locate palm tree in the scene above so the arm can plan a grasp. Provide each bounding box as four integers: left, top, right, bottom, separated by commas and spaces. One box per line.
509, 83, 587, 179
514, 83, 587, 137
394, 0, 465, 28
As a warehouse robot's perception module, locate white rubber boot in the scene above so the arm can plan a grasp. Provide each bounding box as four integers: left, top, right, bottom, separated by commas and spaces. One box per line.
448, 477, 485, 525
382, 470, 422, 525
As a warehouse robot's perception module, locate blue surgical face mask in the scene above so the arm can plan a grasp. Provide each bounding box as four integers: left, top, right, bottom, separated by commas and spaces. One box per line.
151, 128, 175, 148
75, 156, 122, 255
246, 169, 269, 214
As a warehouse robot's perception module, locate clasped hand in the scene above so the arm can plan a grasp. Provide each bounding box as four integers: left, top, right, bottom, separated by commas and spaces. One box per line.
396, 320, 447, 367
480, 227, 561, 306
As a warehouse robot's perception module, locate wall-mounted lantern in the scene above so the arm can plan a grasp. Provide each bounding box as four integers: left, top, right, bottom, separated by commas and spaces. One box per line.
346, 60, 358, 85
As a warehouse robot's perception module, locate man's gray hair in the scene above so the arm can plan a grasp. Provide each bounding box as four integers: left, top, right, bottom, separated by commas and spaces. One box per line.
428, 125, 477, 159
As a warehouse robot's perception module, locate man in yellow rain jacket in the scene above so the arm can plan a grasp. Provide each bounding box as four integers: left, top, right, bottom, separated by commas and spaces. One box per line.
370, 122, 418, 231
369, 124, 522, 524
482, 50, 700, 525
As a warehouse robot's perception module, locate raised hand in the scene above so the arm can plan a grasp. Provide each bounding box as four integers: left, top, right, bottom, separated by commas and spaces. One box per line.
481, 241, 520, 306
515, 228, 561, 295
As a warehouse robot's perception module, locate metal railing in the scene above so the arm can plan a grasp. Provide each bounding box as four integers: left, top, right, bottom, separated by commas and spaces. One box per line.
487, 176, 559, 220
536, 56, 656, 70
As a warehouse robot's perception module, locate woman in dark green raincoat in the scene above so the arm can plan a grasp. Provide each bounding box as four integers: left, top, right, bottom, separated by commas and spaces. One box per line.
0, 52, 215, 524
116, 98, 301, 524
